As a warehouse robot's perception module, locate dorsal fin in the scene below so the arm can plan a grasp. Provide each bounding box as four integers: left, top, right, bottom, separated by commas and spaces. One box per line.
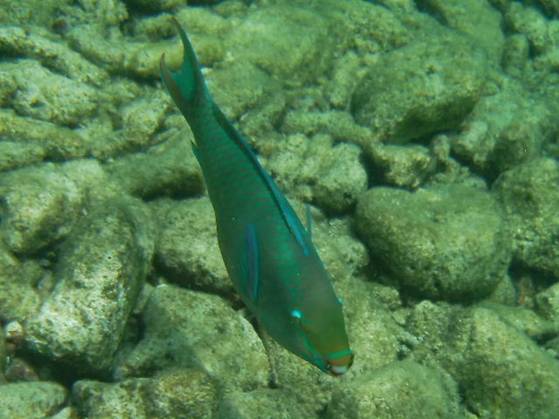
212, 105, 310, 256
305, 204, 312, 241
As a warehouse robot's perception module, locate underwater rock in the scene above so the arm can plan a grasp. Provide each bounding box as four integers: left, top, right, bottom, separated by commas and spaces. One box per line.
6, 59, 99, 126
355, 184, 511, 301
352, 29, 488, 144
320, 0, 411, 55
408, 302, 559, 419
0, 163, 89, 255
327, 360, 461, 419
115, 90, 173, 147
152, 198, 231, 295
266, 134, 367, 214
209, 61, 280, 122
0, 25, 108, 85
415, 0, 504, 60
504, 2, 553, 55
225, 4, 333, 85
0, 141, 46, 172
0, 325, 5, 382
536, 282, 559, 326
339, 280, 403, 375
478, 302, 558, 339
282, 110, 372, 147
25, 198, 154, 375
66, 24, 172, 79
494, 158, 559, 277
0, 245, 43, 322
123, 0, 188, 12
74, 368, 218, 418
73, 377, 152, 418
308, 215, 369, 283
145, 368, 218, 418
458, 307, 559, 417
366, 143, 436, 189
534, 0, 559, 17
326, 52, 363, 109
0, 109, 89, 160
218, 389, 309, 419
115, 284, 269, 391
68, 9, 225, 80
0, 381, 67, 418
452, 78, 550, 177
106, 133, 203, 199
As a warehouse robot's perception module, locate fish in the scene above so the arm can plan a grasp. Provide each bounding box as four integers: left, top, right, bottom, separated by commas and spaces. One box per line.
160, 19, 353, 376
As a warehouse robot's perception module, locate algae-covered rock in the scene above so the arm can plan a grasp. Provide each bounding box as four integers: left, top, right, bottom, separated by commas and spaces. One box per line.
116, 284, 269, 390
309, 215, 369, 284
339, 280, 403, 375
366, 143, 436, 188
0, 0, 71, 26
408, 303, 559, 419
479, 302, 558, 339
74, 368, 218, 418
7, 59, 99, 126
0, 25, 108, 84
218, 388, 309, 419
146, 368, 218, 418
0, 326, 5, 382
266, 134, 367, 214
124, 0, 188, 12
67, 8, 225, 79
73, 377, 152, 418
352, 30, 488, 144
209, 61, 280, 121
0, 109, 89, 160
152, 198, 232, 295
415, 0, 504, 60
494, 158, 559, 277
226, 4, 333, 85
0, 163, 86, 254
0, 141, 46, 172
318, 0, 411, 54
0, 381, 67, 419
504, 2, 553, 55
281, 110, 372, 146
106, 133, 203, 199
452, 79, 551, 177
0, 244, 43, 322
355, 184, 511, 301
113, 89, 173, 147
536, 282, 559, 326
534, 0, 559, 17
25, 198, 155, 375
453, 307, 559, 418
327, 360, 461, 419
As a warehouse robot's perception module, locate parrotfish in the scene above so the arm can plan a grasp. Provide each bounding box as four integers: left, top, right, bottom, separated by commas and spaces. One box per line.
160, 20, 353, 376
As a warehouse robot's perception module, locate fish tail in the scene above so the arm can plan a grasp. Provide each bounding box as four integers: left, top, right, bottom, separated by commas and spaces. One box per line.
160, 18, 209, 120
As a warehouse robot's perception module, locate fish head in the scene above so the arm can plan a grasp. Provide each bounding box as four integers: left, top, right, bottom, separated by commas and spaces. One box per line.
290, 260, 354, 376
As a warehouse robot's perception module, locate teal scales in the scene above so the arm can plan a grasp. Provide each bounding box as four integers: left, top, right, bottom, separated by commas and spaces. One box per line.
160, 20, 353, 375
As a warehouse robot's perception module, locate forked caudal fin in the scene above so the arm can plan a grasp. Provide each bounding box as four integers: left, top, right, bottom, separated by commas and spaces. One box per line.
160, 18, 208, 118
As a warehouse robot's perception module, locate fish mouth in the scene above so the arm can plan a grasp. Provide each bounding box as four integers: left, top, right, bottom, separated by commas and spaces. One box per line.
326, 350, 354, 376
328, 363, 351, 376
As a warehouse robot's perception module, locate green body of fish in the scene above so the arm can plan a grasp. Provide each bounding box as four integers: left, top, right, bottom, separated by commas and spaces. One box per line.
160, 21, 353, 375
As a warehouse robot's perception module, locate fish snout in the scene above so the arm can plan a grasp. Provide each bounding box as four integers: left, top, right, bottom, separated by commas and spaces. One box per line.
326, 350, 354, 377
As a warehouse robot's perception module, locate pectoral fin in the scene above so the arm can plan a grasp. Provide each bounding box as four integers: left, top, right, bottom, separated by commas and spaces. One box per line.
242, 224, 260, 304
